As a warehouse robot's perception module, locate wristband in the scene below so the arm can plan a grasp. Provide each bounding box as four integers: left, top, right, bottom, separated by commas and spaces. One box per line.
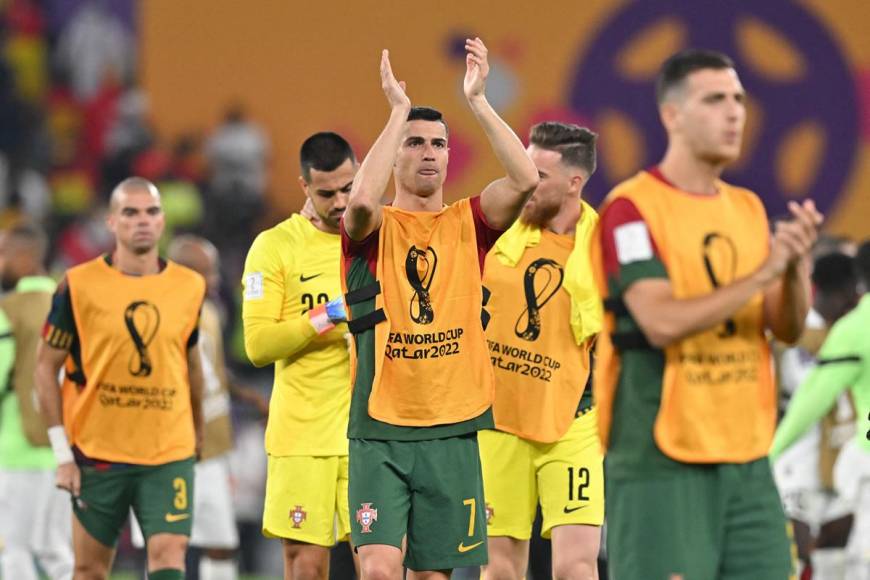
48, 425, 75, 465
308, 303, 336, 335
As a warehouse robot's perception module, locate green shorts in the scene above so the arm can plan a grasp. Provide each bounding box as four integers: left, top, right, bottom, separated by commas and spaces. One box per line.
349, 435, 488, 571
74, 456, 195, 548
606, 457, 795, 580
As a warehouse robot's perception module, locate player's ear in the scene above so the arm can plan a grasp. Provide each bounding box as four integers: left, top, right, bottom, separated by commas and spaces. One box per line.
570, 173, 585, 195
298, 176, 310, 195
659, 101, 679, 134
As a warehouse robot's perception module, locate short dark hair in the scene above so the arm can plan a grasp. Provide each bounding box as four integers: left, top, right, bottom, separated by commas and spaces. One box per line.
300, 132, 356, 182
656, 49, 735, 104
812, 252, 856, 295
855, 240, 870, 287
407, 106, 448, 135
6, 222, 48, 264
529, 122, 597, 176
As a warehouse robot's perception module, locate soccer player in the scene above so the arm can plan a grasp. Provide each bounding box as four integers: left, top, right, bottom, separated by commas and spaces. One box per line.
772, 252, 858, 577
0, 224, 74, 580
592, 49, 822, 579
479, 122, 602, 580
341, 39, 538, 578
771, 240, 870, 579
34, 177, 207, 580
241, 131, 357, 580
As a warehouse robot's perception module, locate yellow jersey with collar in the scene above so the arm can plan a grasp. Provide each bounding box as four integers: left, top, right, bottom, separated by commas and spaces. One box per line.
242, 214, 350, 456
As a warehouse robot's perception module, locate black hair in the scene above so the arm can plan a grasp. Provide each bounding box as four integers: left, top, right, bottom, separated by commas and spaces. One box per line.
812, 252, 856, 295
656, 49, 735, 104
407, 106, 448, 135
300, 132, 356, 182
855, 240, 870, 287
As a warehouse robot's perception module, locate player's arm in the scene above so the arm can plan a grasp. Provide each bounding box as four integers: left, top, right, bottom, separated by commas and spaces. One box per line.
610, 202, 793, 348
344, 50, 411, 241
242, 233, 345, 367
35, 341, 80, 495
34, 280, 80, 495
762, 201, 823, 344
626, 275, 781, 349
186, 343, 205, 458
769, 323, 860, 459
466, 38, 538, 230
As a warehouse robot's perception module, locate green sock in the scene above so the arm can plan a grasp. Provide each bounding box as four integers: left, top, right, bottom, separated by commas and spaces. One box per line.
148, 569, 184, 580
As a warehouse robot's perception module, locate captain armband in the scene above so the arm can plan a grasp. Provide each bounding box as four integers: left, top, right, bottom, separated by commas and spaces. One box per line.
44, 325, 74, 350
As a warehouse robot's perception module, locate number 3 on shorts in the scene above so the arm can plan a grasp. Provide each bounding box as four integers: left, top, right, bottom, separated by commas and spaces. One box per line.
173, 477, 188, 510
463, 498, 476, 536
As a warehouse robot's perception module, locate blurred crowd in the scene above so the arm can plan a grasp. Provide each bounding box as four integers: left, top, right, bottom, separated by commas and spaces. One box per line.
1, 1, 279, 576
0, 0, 271, 359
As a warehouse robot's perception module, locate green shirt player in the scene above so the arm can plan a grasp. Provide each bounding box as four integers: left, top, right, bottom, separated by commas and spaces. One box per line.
0, 224, 73, 580
771, 241, 870, 576
341, 39, 538, 578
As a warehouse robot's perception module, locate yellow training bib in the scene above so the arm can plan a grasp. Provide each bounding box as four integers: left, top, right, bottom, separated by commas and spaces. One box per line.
66, 257, 205, 464
368, 199, 494, 426
594, 172, 775, 463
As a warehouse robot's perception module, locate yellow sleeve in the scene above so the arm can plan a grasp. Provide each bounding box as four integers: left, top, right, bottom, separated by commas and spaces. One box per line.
241, 230, 318, 367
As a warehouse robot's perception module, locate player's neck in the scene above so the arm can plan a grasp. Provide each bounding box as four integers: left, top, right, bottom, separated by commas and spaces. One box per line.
658, 146, 725, 195
112, 247, 162, 276
309, 215, 339, 235
545, 197, 582, 237
393, 188, 444, 212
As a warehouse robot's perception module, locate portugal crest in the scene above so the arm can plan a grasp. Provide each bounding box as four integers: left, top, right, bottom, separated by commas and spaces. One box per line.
290, 505, 307, 528
355, 502, 378, 533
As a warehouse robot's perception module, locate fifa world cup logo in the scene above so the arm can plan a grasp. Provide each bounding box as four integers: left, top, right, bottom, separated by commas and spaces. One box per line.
405, 245, 437, 325
514, 258, 564, 342
702, 233, 738, 338
124, 301, 161, 377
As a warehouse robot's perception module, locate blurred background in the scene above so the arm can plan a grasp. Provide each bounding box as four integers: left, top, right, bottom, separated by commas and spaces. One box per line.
0, 0, 868, 578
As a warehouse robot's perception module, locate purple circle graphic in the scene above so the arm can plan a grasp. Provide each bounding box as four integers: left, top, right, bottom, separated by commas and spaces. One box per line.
569, 1, 859, 218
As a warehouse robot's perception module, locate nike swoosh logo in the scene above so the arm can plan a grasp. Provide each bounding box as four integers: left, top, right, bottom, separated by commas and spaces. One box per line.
299, 273, 323, 282
563, 505, 588, 514
457, 540, 484, 553
165, 512, 190, 523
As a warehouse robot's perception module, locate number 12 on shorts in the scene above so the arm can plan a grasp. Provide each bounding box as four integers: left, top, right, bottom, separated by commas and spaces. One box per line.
567, 466, 590, 502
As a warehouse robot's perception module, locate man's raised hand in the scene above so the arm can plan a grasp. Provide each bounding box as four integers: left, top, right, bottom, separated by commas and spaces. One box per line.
380, 50, 410, 110
464, 37, 490, 100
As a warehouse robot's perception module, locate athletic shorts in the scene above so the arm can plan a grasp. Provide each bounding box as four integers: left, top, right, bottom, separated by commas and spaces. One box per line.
75, 456, 195, 548
262, 454, 350, 547
131, 455, 239, 549
479, 408, 604, 540
349, 434, 488, 571
606, 457, 795, 580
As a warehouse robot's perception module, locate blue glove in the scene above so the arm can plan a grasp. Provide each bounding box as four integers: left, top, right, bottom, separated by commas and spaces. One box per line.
308, 295, 347, 334
325, 296, 348, 323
